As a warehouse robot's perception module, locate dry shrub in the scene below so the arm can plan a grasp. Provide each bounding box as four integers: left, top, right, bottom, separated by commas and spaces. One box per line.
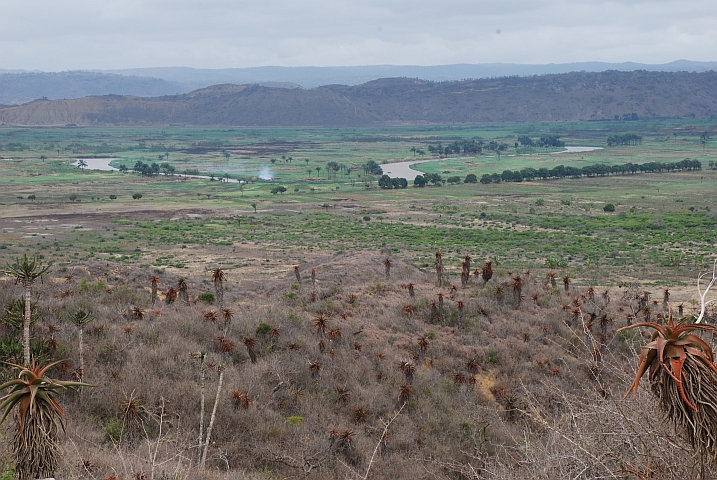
3, 257, 715, 479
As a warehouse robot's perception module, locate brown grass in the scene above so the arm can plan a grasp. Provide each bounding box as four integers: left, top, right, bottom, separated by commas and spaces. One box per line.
0, 253, 716, 479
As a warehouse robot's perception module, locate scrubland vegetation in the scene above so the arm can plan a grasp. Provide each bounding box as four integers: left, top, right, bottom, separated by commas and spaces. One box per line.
1, 119, 716, 479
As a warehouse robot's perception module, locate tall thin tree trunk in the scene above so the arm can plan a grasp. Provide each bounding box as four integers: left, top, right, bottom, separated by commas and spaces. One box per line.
23, 284, 31, 365
201, 369, 224, 468
198, 359, 206, 464
215, 281, 224, 309
78, 327, 84, 382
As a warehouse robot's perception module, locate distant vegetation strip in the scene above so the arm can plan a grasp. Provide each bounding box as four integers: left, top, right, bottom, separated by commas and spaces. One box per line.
404, 158, 703, 188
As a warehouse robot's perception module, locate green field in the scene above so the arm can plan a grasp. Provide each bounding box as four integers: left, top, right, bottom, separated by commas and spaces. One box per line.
1, 119, 716, 285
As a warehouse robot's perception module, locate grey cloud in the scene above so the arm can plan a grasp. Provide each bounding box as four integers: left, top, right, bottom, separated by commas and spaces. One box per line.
0, 0, 715, 70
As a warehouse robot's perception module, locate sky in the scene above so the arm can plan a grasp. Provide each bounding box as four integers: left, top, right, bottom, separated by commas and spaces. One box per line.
1, 0, 716, 70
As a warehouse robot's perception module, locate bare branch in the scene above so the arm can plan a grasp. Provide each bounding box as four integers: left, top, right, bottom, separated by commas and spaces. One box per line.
695, 258, 717, 324
362, 402, 405, 480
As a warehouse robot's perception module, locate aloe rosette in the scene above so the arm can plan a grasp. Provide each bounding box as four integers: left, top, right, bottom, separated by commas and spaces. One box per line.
619, 314, 717, 460
0, 360, 91, 479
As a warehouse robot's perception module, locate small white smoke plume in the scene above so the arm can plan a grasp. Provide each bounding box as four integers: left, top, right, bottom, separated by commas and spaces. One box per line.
258, 166, 273, 180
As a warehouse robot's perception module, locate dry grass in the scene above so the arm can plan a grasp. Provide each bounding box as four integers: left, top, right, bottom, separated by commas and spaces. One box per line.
1, 253, 716, 479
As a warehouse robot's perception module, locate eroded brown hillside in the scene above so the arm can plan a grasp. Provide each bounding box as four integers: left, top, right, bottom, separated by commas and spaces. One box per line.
1, 70, 716, 126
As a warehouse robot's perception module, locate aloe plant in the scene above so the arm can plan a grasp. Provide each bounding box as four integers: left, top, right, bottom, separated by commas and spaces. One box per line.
3, 254, 52, 366
0, 360, 90, 479
211, 268, 226, 308
150, 275, 159, 305
619, 309, 717, 461
177, 277, 189, 305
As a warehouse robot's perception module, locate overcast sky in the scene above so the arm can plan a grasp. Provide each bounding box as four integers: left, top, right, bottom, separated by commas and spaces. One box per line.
1, 0, 716, 70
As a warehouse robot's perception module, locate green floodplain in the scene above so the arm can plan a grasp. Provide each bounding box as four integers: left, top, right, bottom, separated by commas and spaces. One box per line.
1, 118, 716, 287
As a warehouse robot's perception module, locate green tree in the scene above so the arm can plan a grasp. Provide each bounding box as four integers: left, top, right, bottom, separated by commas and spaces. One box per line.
413, 175, 426, 187
428, 173, 443, 185
364, 160, 383, 175
69, 194, 78, 203
3, 254, 52, 365
603, 203, 616, 212
251, 202, 257, 213
464, 174, 478, 183
132, 193, 143, 200
378, 175, 393, 189
27, 195, 35, 202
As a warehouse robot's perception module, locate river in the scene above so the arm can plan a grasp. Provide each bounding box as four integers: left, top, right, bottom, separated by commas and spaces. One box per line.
74, 158, 243, 183
381, 146, 604, 180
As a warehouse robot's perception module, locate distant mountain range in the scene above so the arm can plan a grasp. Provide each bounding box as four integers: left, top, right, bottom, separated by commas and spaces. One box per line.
1, 60, 716, 106
1, 70, 715, 127
109, 60, 717, 90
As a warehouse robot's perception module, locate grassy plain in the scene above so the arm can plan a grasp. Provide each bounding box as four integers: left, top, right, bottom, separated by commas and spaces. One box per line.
1, 119, 716, 287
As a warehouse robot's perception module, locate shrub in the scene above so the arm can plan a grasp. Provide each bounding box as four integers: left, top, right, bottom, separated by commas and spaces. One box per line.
109, 195, 117, 200
256, 322, 272, 336
198, 292, 215, 304
363, 216, 371, 221
132, 193, 143, 200
103, 417, 124, 444
603, 203, 615, 212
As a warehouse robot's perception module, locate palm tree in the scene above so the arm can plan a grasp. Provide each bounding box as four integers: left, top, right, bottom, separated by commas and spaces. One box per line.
0, 360, 89, 479
3, 254, 52, 365
212, 268, 226, 308
67, 310, 93, 382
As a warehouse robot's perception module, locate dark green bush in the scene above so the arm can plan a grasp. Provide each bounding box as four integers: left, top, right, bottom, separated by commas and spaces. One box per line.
198, 292, 215, 304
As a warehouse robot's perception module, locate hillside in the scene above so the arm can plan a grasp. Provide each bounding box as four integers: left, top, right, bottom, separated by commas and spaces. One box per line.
2, 251, 713, 479
1, 70, 716, 126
